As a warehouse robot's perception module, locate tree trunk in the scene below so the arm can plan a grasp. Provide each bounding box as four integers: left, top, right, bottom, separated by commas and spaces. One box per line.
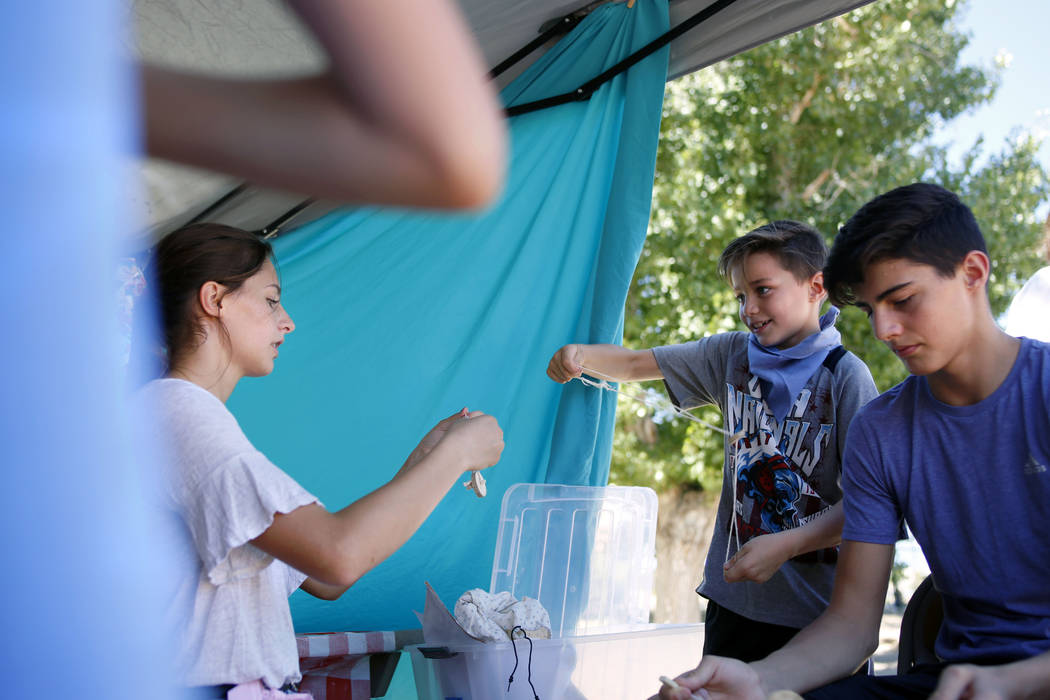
651, 486, 719, 624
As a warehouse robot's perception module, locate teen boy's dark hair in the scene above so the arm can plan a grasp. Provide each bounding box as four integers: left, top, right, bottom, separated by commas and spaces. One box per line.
718, 220, 828, 283
824, 183, 988, 307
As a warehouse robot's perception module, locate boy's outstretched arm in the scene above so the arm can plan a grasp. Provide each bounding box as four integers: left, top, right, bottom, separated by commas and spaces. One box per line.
652, 540, 893, 700
143, 0, 506, 208
546, 344, 663, 383
930, 650, 1050, 700
724, 502, 844, 584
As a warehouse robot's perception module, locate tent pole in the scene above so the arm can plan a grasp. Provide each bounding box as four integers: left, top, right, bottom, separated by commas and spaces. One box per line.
256, 198, 316, 240
490, 13, 584, 79
185, 183, 249, 226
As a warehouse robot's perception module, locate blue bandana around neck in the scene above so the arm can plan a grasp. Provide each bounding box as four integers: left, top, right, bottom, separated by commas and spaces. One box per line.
747, 307, 842, 423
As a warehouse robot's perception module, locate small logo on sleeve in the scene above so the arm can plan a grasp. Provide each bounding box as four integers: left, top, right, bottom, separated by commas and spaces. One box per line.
1023, 455, 1048, 476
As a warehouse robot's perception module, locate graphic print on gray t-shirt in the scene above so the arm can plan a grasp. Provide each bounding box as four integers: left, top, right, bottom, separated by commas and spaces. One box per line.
726, 373, 837, 559
653, 332, 877, 629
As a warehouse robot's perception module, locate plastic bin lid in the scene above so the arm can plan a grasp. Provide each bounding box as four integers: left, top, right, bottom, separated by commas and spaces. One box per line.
489, 483, 658, 637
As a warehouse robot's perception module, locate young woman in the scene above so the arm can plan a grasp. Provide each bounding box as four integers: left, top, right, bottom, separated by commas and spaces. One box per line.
140, 223, 504, 696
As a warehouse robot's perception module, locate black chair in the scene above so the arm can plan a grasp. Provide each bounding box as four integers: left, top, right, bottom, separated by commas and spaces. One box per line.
896, 574, 943, 674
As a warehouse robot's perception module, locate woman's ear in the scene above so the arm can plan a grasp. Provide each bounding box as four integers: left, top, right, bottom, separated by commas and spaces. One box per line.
198, 281, 226, 318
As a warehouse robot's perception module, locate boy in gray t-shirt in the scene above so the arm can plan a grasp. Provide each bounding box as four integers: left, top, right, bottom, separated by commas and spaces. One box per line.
547, 221, 876, 662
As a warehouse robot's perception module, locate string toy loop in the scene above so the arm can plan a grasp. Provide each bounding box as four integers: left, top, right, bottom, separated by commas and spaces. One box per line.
575, 365, 732, 437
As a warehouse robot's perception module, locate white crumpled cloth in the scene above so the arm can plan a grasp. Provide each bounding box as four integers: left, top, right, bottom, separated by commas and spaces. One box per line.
453, 589, 552, 642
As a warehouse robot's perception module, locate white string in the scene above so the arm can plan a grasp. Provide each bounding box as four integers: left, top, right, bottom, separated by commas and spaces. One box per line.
725, 457, 742, 565
576, 365, 745, 564
575, 366, 731, 437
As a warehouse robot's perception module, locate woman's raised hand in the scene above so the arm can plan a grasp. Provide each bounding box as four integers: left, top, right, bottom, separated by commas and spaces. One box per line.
416, 409, 468, 456
441, 410, 505, 472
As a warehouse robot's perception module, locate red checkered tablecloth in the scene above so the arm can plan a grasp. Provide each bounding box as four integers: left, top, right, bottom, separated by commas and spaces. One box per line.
296, 631, 398, 700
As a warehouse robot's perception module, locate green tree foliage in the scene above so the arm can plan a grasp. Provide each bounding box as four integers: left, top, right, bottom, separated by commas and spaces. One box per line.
610, 0, 1049, 490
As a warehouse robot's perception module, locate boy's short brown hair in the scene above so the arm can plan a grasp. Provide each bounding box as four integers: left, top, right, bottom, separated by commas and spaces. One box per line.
718, 220, 828, 283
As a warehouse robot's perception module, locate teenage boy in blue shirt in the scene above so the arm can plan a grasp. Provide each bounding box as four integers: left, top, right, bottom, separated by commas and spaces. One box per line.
549, 221, 877, 663
654, 183, 1050, 700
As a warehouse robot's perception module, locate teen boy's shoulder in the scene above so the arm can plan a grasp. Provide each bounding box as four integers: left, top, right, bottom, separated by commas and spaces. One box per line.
1024, 336, 1050, 363
1017, 337, 1050, 394
847, 373, 919, 431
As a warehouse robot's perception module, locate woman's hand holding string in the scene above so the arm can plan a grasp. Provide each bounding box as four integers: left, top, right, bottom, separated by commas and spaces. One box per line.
438, 410, 504, 473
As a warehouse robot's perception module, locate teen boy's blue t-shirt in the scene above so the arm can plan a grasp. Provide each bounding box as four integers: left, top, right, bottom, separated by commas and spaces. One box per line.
842, 338, 1050, 663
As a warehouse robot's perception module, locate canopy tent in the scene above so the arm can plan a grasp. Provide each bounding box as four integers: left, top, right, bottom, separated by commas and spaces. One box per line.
131, 0, 877, 633
133, 0, 874, 238
4, 2, 890, 697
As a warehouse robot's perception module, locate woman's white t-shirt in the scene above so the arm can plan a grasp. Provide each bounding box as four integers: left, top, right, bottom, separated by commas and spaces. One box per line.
139, 378, 318, 689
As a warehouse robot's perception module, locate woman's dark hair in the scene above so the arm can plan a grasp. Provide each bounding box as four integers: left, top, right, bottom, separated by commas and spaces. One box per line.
148, 223, 273, 372
718, 220, 828, 283
824, 183, 987, 307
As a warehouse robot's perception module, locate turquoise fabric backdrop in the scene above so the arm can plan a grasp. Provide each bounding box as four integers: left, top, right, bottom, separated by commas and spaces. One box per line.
230, 1, 669, 632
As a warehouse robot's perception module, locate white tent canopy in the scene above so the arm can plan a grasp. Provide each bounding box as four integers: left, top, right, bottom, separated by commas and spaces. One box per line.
132, 0, 873, 239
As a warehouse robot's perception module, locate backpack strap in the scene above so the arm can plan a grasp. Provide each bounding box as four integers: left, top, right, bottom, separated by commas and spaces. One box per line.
822, 345, 847, 373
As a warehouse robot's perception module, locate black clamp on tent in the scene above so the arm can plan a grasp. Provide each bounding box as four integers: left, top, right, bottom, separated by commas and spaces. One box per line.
506, 0, 741, 117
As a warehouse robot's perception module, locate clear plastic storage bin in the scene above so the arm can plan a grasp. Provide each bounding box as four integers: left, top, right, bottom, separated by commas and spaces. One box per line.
408, 624, 703, 700
490, 483, 659, 636
410, 483, 704, 700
